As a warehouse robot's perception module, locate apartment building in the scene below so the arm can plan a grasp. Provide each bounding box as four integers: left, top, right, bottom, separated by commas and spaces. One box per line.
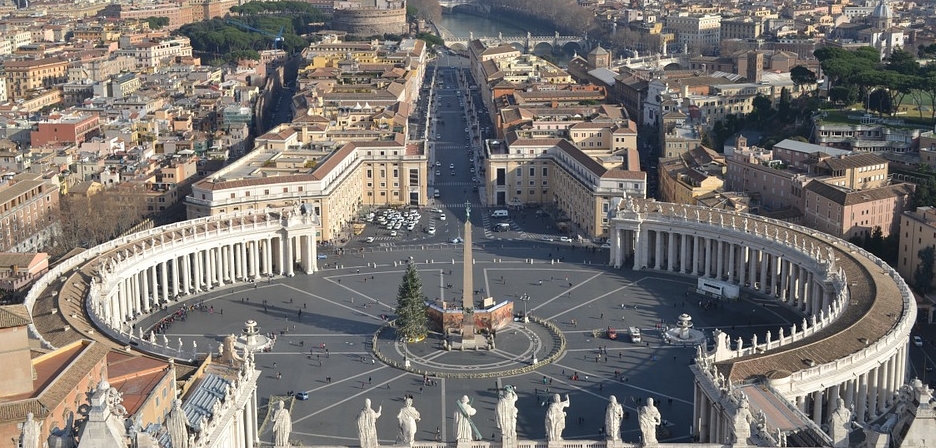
812, 115, 923, 152
725, 145, 808, 215
186, 137, 427, 241
803, 181, 913, 240
115, 37, 193, 69
2, 56, 68, 100
30, 113, 101, 147
898, 206, 936, 293
665, 13, 721, 54
484, 132, 645, 239
720, 17, 764, 40
0, 172, 60, 253
658, 146, 726, 205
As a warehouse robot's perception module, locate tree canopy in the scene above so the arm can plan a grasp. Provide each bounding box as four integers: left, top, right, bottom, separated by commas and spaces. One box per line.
175, 2, 322, 64
815, 47, 936, 119
395, 262, 429, 342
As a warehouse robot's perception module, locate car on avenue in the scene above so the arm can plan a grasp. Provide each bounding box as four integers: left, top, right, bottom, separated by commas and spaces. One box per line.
295, 392, 309, 400
914, 335, 924, 347
365, 236, 375, 243
450, 237, 463, 244
317, 254, 328, 259
559, 236, 572, 243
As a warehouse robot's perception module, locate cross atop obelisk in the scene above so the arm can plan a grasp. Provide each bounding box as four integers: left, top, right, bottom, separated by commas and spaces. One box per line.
461, 201, 473, 310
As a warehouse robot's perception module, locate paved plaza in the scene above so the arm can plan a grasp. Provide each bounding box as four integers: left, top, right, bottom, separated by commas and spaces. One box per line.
140, 240, 802, 447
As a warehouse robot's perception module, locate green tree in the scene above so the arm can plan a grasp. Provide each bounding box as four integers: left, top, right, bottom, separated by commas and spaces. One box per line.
752, 94, 773, 121
394, 262, 429, 342
914, 246, 936, 294
145, 17, 171, 30
790, 65, 817, 93
867, 88, 894, 116
778, 87, 792, 122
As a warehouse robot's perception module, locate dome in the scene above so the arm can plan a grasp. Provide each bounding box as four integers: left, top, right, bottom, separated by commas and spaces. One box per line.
872, 0, 892, 19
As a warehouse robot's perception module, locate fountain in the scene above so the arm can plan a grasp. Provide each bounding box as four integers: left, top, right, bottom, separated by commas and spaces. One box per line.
663, 313, 706, 346
234, 319, 273, 352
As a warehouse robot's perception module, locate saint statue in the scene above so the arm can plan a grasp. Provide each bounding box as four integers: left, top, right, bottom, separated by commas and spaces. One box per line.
496, 385, 518, 442
829, 397, 852, 448
272, 400, 292, 447
454, 395, 477, 442
605, 396, 624, 441
638, 397, 662, 446
20, 412, 41, 448
545, 394, 570, 441
357, 398, 382, 448
397, 396, 420, 445
167, 399, 189, 448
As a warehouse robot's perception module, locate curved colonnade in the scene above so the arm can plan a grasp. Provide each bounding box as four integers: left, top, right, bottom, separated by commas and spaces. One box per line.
24, 210, 319, 358
608, 200, 915, 443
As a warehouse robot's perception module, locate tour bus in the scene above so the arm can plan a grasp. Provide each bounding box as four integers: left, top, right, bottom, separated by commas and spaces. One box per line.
628, 327, 641, 343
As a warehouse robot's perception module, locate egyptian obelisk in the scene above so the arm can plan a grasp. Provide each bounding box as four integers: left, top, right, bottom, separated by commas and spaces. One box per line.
460, 201, 476, 348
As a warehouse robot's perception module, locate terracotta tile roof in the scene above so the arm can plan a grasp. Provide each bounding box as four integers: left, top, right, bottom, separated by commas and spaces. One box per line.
602, 169, 646, 180
0, 304, 31, 328
815, 153, 887, 171
805, 181, 915, 206
555, 139, 606, 176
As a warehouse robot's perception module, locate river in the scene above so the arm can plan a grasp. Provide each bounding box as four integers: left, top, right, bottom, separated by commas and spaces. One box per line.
437, 10, 575, 66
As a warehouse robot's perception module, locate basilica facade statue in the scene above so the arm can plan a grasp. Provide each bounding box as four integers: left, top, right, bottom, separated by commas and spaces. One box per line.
545, 394, 570, 441
357, 399, 382, 448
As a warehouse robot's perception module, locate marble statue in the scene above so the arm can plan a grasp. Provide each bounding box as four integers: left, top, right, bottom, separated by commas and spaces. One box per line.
397, 396, 420, 445
272, 400, 292, 447
357, 399, 382, 448
638, 397, 662, 446
148, 331, 156, 344
545, 394, 570, 441
20, 412, 41, 448
829, 397, 852, 448
454, 395, 477, 442
605, 396, 624, 441
162, 334, 169, 348
496, 385, 518, 442
178, 338, 183, 352
167, 399, 189, 448
732, 392, 753, 442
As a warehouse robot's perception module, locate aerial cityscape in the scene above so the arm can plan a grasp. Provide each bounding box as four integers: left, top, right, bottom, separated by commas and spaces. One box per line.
0, 0, 935, 447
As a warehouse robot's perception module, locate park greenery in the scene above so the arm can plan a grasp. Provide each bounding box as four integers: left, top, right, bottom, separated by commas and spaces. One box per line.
175, 1, 323, 64
395, 262, 429, 342
816, 47, 936, 119
144, 17, 170, 30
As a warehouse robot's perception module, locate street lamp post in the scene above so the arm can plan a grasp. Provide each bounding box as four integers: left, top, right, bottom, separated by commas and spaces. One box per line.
519, 293, 531, 323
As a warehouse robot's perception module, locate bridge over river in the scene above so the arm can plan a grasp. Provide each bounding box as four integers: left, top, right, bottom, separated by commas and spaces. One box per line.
439, 29, 591, 54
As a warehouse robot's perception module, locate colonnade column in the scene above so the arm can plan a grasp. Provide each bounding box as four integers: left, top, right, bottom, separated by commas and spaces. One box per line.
868, 368, 879, 419
152, 263, 161, 307
738, 246, 747, 287
654, 231, 663, 270
759, 251, 769, 294
727, 243, 736, 283
812, 389, 823, 425
159, 260, 168, 304
704, 238, 712, 277
182, 254, 191, 294
716, 239, 724, 280
857, 372, 869, 422
141, 268, 150, 313
668, 232, 677, 272
240, 242, 249, 280
845, 379, 855, 411
680, 233, 689, 274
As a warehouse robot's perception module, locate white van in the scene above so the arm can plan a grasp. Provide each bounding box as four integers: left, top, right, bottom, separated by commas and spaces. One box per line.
433, 189, 440, 198
491, 210, 509, 218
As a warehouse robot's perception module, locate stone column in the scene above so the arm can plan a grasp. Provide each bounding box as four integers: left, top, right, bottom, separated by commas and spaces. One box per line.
759, 251, 769, 294
116, 280, 126, 322
181, 254, 190, 294
681, 232, 689, 274
668, 231, 677, 272
738, 246, 747, 287
633, 228, 647, 270
812, 389, 823, 425
698, 391, 710, 441
748, 248, 757, 288
194, 250, 204, 291
830, 384, 841, 413
654, 230, 663, 270
141, 268, 150, 313
716, 239, 724, 280
266, 237, 275, 276
727, 243, 736, 283
844, 379, 855, 410
160, 262, 169, 305
857, 372, 869, 422
868, 368, 879, 418
131, 272, 141, 316
704, 237, 713, 277
285, 235, 295, 276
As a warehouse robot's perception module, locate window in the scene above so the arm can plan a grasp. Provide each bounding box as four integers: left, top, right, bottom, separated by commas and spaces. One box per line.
367, 169, 372, 178
529, 167, 535, 177
516, 168, 522, 176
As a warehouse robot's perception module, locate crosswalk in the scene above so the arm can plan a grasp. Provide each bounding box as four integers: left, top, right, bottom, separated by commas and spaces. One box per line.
430, 182, 474, 187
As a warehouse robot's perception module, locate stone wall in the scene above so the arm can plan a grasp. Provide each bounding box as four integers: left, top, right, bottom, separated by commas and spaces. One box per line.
332, 7, 407, 36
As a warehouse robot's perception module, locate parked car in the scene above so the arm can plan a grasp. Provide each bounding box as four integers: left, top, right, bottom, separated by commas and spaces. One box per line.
365, 236, 375, 243
914, 335, 924, 346
607, 327, 617, 340
427, 227, 436, 235
317, 254, 328, 259
295, 392, 309, 400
